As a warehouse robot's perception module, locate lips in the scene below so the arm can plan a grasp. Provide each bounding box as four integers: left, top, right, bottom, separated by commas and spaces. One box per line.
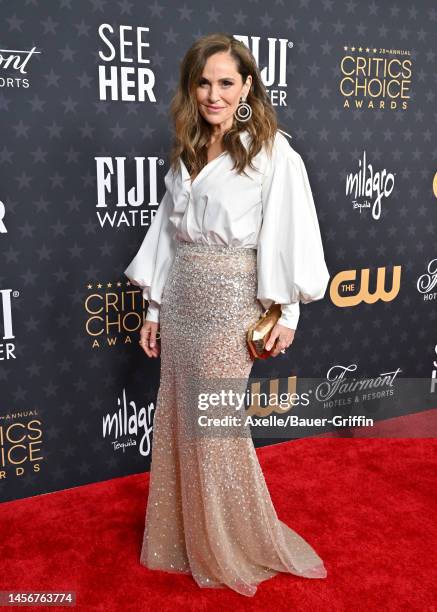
206, 105, 223, 110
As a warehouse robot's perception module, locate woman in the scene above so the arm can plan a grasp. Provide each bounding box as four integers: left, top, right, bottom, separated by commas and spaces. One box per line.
124, 33, 330, 597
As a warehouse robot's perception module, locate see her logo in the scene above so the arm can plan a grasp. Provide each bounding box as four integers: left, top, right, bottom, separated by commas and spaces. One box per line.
97, 24, 156, 102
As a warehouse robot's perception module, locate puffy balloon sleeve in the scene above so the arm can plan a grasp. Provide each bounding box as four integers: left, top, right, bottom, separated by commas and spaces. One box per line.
124, 167, 178, 323
257, 131, 330, 322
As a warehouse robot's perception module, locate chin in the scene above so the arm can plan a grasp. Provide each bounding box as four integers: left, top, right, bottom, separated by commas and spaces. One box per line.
202, 116, 221, 125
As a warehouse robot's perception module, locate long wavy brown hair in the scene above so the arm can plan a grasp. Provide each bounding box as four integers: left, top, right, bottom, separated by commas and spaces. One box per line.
168, 33, 284, 180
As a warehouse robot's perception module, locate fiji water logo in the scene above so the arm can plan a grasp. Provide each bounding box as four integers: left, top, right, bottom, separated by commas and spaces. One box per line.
0, 288, 18, 361
234, 35, 291, 100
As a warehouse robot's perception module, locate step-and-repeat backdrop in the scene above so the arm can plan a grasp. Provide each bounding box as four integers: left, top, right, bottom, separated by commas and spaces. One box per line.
1, 2, 436, 503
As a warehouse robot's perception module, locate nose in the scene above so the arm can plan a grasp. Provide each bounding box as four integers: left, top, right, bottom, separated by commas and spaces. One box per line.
208, 85, 221, 102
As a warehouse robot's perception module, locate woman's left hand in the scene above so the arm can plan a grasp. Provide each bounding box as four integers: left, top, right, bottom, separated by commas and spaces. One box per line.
265, 323, 295, 357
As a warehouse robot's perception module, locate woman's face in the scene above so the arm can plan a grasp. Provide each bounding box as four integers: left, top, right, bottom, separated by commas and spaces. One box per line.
195, 51, 252, 133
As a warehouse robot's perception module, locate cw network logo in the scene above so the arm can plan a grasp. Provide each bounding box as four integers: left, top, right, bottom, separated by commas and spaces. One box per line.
330, 265, 402, 307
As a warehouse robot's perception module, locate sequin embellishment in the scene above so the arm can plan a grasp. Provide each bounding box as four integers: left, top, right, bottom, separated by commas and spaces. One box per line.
139, 241, 327, 597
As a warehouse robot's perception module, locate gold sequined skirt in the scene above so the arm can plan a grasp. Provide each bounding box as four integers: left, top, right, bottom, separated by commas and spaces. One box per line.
140, 241, 327, 597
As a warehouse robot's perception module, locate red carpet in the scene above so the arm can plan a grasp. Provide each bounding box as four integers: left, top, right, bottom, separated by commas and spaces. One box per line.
1, 413, 436, 611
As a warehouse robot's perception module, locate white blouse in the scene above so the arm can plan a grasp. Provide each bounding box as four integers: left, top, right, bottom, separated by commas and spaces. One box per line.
124, 129, 330, 331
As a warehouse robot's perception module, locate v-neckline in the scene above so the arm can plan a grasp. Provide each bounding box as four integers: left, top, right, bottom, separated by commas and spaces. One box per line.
180, 150, 227, 188
179, 129, 249, 189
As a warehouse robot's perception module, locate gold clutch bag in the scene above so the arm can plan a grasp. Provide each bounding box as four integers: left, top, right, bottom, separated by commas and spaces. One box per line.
246, 303, 282, 360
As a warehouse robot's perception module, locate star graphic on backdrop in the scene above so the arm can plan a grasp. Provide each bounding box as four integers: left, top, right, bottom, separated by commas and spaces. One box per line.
1, 0, 434, 504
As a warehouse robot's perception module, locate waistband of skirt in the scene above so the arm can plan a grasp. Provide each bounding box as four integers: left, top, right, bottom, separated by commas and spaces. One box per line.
176, 240, 257, 256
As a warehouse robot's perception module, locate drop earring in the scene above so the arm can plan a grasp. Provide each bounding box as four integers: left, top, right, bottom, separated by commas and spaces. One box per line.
234, 96, 252, 122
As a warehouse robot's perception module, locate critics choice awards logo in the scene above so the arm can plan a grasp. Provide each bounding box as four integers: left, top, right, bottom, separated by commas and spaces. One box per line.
339, 44, 412, 110
84, 279, 148, 349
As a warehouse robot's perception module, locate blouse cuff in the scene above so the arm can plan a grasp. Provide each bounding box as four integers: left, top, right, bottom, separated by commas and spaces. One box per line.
277, 302, 300, 330
146, 300, 161, 323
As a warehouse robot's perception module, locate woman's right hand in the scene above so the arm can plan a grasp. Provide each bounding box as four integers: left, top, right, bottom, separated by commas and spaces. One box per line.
139, 320, 160, 358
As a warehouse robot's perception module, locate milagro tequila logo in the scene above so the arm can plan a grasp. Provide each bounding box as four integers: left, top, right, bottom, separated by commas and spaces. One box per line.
345, 151, 395, 220
94, 156, 163, 228
102, 388, 155, 456
234, 36, 291, 105
0, 45, 40, 89
97, 24, 156, 102
0, 289, 17, 362
416, 259, 437, 302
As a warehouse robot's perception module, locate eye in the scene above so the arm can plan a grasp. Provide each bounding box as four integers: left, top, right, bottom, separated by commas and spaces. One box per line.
197, 79, 234, 87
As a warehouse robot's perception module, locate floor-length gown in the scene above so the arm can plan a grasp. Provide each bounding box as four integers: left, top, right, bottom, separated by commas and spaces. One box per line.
139, 240, 327, 597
